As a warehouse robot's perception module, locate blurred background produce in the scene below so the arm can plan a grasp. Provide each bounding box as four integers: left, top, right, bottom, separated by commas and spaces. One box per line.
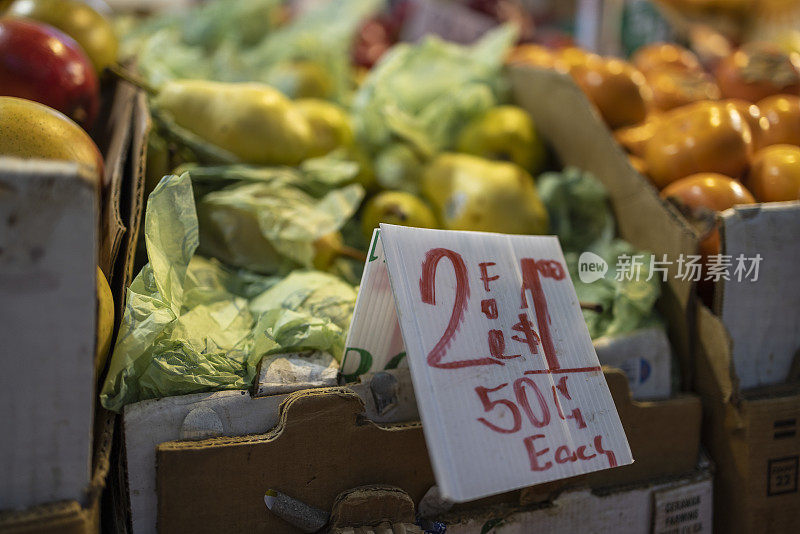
2, 0, 794, 412
92, 0, 702, 410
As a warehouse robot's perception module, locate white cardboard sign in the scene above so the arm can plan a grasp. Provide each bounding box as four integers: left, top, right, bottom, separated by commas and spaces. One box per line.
345, 225, 632, 502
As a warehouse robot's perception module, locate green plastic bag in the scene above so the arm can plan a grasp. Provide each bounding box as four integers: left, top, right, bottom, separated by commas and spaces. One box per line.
351, 25, 517, 157
100, 173, 358, 412
538, 167, 662, 339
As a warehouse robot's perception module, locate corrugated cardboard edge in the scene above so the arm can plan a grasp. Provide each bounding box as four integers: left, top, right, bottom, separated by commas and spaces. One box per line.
97, 88, 150, 387
508, 66, 700, 388
99, 80, 138, 278
439, 460, 713, 532
0, 409, 114, 534
119, 91, 150, 293
695, 302, 800, 533
106, 90, 151, 534
155, 388, 433, 533
156, 387, 420, 452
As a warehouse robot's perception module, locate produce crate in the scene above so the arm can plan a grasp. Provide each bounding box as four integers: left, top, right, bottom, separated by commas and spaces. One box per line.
117, 368, 699, 534
511, 61, 800, 534
695, 241, 800, 533
0, 79, 149, 531
441, 459, 713, 534
106, 65, 706, 532
0, 410, 114, 534
696, 269, 800, 534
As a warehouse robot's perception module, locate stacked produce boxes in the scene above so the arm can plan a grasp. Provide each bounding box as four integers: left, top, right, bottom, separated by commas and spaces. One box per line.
1, 0, 799, 533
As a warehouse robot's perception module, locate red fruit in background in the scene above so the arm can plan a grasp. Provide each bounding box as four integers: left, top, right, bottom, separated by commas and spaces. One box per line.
352, 18, 394, 69
714, 43, 800, 103
0, 17, 99, 128
352, 1, 410, 69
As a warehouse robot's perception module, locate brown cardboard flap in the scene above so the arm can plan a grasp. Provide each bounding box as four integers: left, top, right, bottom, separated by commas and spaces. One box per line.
737, 395, 800, 532
98, 80, 138, 277
154, 375, 701, 532
702, 388, 800, 533
695, 305, 800, 533
509, 66, 699, 385
696, 304, 736, 405
156, 388, 434, 534
520, 368, 702, 504
604, 369, 701, 483
119, 91, 150, 293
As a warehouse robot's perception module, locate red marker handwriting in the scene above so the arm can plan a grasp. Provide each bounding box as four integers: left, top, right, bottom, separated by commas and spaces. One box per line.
521, 258, 562, 370
419, 248, 501, 368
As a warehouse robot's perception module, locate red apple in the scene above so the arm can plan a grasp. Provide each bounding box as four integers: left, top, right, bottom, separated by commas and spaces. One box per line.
0, 17, 99, 128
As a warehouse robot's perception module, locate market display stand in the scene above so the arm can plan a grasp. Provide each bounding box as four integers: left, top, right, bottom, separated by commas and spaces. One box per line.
515, 66, 800, 534
108, 67, 707, 534
695, 204, 800, 533
148, 370, 701, 533
0, 80, 149, 533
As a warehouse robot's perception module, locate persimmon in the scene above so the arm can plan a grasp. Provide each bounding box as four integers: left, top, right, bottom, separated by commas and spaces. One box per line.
628, 154, 648, 175
648, 69, 721, 111
644, 101, 752, 188
661, 173, 756, 256
724, 98, 769, 150
714, 43, 800, 102
507, 44, 555, 68
552, 46, 598, 74
747, 144, 800, 202
632, 42, 702, 76
757, 95, 800, 147
614, 114, 662, 157
568, 56, 652, 128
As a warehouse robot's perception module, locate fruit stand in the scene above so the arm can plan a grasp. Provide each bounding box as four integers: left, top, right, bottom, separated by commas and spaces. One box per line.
0, 1, 798, 533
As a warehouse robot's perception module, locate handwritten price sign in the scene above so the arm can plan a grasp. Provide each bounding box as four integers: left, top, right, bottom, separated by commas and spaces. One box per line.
346, 225, 632, 502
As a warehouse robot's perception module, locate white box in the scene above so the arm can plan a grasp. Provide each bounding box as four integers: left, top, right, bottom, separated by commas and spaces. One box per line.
718, 202, 800, 390
443, 466, 713, 533
0, 159, 97, 510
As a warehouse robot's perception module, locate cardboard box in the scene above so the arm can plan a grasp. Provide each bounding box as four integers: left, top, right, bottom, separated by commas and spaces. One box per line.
442, 462, 713, 533
715, 202, 800, 390
704, 205, 800, 533
108, 66, 705, 532
510, 66, 800, 532
696, 302, 800, 534
116, 366, 699, 533
0, 80, 149, 528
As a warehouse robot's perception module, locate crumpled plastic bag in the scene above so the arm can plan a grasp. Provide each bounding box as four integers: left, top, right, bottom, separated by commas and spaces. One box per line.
351, 25, 516, 158
100, 173, 357, 412
537, 166, 615, 252
119, 0, 382, 103
538, 167, 662, 339
238, 0, 383, 102
251, 271, 357, 359
182, 162, 364, 274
